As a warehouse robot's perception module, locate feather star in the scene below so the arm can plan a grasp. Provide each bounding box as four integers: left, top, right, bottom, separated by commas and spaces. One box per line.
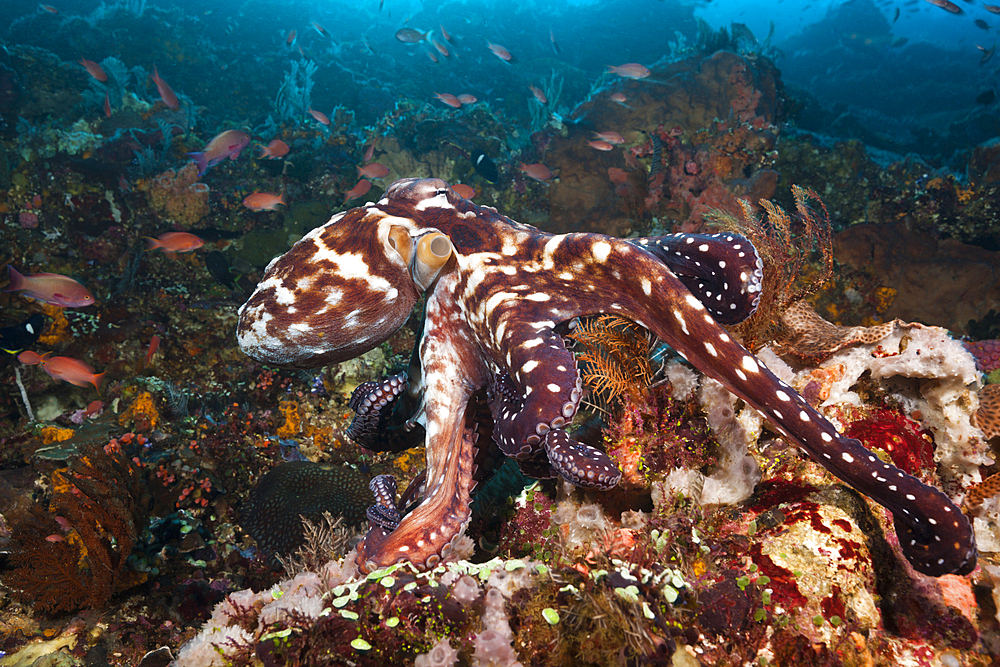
237, 178, 976, 577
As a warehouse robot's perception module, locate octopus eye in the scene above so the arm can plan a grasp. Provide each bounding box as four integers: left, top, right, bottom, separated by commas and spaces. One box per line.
434, 188, 449, 197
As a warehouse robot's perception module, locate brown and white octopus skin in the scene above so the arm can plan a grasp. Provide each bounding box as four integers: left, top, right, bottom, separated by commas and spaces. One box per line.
237, 178, 975, 577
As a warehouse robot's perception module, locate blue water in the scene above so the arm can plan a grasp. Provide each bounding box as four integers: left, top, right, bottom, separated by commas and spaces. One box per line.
1, 0, 997, 162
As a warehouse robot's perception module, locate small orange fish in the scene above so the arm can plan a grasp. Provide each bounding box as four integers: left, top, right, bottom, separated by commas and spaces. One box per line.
143, 335, 161, 368
308, 108, 330, 125
104, 91, 112, 118
426, 49, 439, 64
440, 24, 452, 42
18, 350, 43, 365
357, 163, 390, 179
5, 266, 95, 307
434, 93, 462, 108
258, 139, 290, 159
924, 0, 962, 12
611, 92, 627, 103
450, 183, 476, 199
34, 353, 106, 392
363, 144, 375, 162
344, 178, 372, 203
607, 63, 650, 79
188, 129, 251, 176
487, 42, 513, 62
986, 4, 1000, 14
457, 94, 477, 105
243, 192, 287, 211
46, 534, 65, 542
529, 85, 547, 104
84, 399, 104, 418
78, 58, 108, 82
518, 162, 552, 182
146, 232, 205, 253
39, 4, 58, 13
151, 65, 180, 109
431, 38, 449, 57
588, 140, 614, 151
593, 131, 625, 144
286, 29, 297, 46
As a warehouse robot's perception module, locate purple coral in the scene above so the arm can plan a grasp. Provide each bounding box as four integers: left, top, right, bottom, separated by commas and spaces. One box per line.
965, 339, 1000, 373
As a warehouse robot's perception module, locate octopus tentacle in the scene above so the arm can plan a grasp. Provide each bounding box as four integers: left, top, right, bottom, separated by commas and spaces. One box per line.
543, 429, 621, 489
346, 372, 424, 452
366, 474, 402, 530
631, 233, 764, 325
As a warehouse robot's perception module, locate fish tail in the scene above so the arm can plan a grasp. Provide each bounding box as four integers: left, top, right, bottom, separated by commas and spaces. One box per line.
92, 372, 106, 394
5, 265, 25, 292
187, 152, 208, 176
144, 237, 162, 251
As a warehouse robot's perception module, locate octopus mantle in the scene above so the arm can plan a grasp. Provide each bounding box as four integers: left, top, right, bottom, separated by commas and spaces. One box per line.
237, 178, 975, 577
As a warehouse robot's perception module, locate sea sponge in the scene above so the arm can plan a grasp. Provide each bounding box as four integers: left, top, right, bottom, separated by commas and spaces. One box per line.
414, 637, 460, 667
141, 162, 210, 228
697, 377, 762, 507
472, 630, 523, 667
173, 623, 253, 667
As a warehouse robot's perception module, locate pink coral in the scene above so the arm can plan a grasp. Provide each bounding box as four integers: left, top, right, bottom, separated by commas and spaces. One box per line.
18, 211, 39, 229
964, 339, 1000, 373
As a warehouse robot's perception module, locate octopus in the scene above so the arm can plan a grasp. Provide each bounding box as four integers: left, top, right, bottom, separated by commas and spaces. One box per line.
237, 178, 976, 577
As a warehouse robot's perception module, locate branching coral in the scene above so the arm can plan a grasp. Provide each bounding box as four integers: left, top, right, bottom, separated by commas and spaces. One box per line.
706, 184, 835, 352
2, 439, 149, 613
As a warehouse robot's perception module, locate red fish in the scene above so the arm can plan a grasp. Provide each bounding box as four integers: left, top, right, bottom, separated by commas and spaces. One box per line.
78, 58, 108, 82
286, 29, 297, 46
39, 4, 58, 13
143, 335, 161, 368
258, 139, 289, 159
610, 92, 633, 109
343, 178, 372, 203
924, 0, 962, 11
243, 192, 287, 211
357, 163, 390, 179
518, 162, 552, 182
450, 183, 476, 199
84, 400, 104, 418
588, 140, 614, 151
457, 94, 477, 105
104, 92, 112, 118
440, 24, 452, 42
36, 353, 105, 391
18, 350, 43, 365
426, 50, 439, 64
529, 84, 547, 104
46, 535, 65, 543
487, 42, 513, 62
146, 232, 205, 253
308, 108, 330, 125
187, 129, 251, 176
434, 93, 462, 108
5, 266, 95, 307
986, 4, 1000, 14
594, 131, 625, 144
363, 144, 375, 162
151, 65, 179, 109
607, 63, 650, 79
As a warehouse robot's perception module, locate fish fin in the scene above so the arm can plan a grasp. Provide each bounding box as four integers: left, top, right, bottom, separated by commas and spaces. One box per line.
144, 236, 161, 251
92, 372, 106, 394
187, 152, 208, 176
5, 265, 25, 292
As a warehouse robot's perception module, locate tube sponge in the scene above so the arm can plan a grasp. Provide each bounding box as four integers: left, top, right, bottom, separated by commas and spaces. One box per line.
414, 637, 460, 667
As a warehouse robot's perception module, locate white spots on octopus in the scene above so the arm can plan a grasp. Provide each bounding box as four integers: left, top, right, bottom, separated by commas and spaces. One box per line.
672, 309, 690, 336
741, 355, 760, 374
842, 452, 855, 463
685, 294, 706, 311
526, 292, 551, 302
641, 278, 652, 296
704, 341, 718, 357
591, 240, 612, 263
776, 390, 791, 402
521, 359, 539, 373
547, 383, 562, 392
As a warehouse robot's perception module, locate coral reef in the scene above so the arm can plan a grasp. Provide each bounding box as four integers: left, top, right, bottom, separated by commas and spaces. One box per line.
139, 162, 210, 228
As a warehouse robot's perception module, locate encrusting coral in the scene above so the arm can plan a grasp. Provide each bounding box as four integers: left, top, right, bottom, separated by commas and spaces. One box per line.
140, 162, 210, 228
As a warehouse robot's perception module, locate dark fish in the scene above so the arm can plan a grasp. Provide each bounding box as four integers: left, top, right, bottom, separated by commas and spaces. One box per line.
471, 149, 499, 183
0, 313, 45, 355
975, 89, 996, 105
205, 251, 236, 289
986, 4, 1000, 14
979, 42, 996, 64
976, 18, 990, 28
891, 37, 909, 47
924, 0, 962, 12
894, 7, 900, 20
395, 28, 427, 43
